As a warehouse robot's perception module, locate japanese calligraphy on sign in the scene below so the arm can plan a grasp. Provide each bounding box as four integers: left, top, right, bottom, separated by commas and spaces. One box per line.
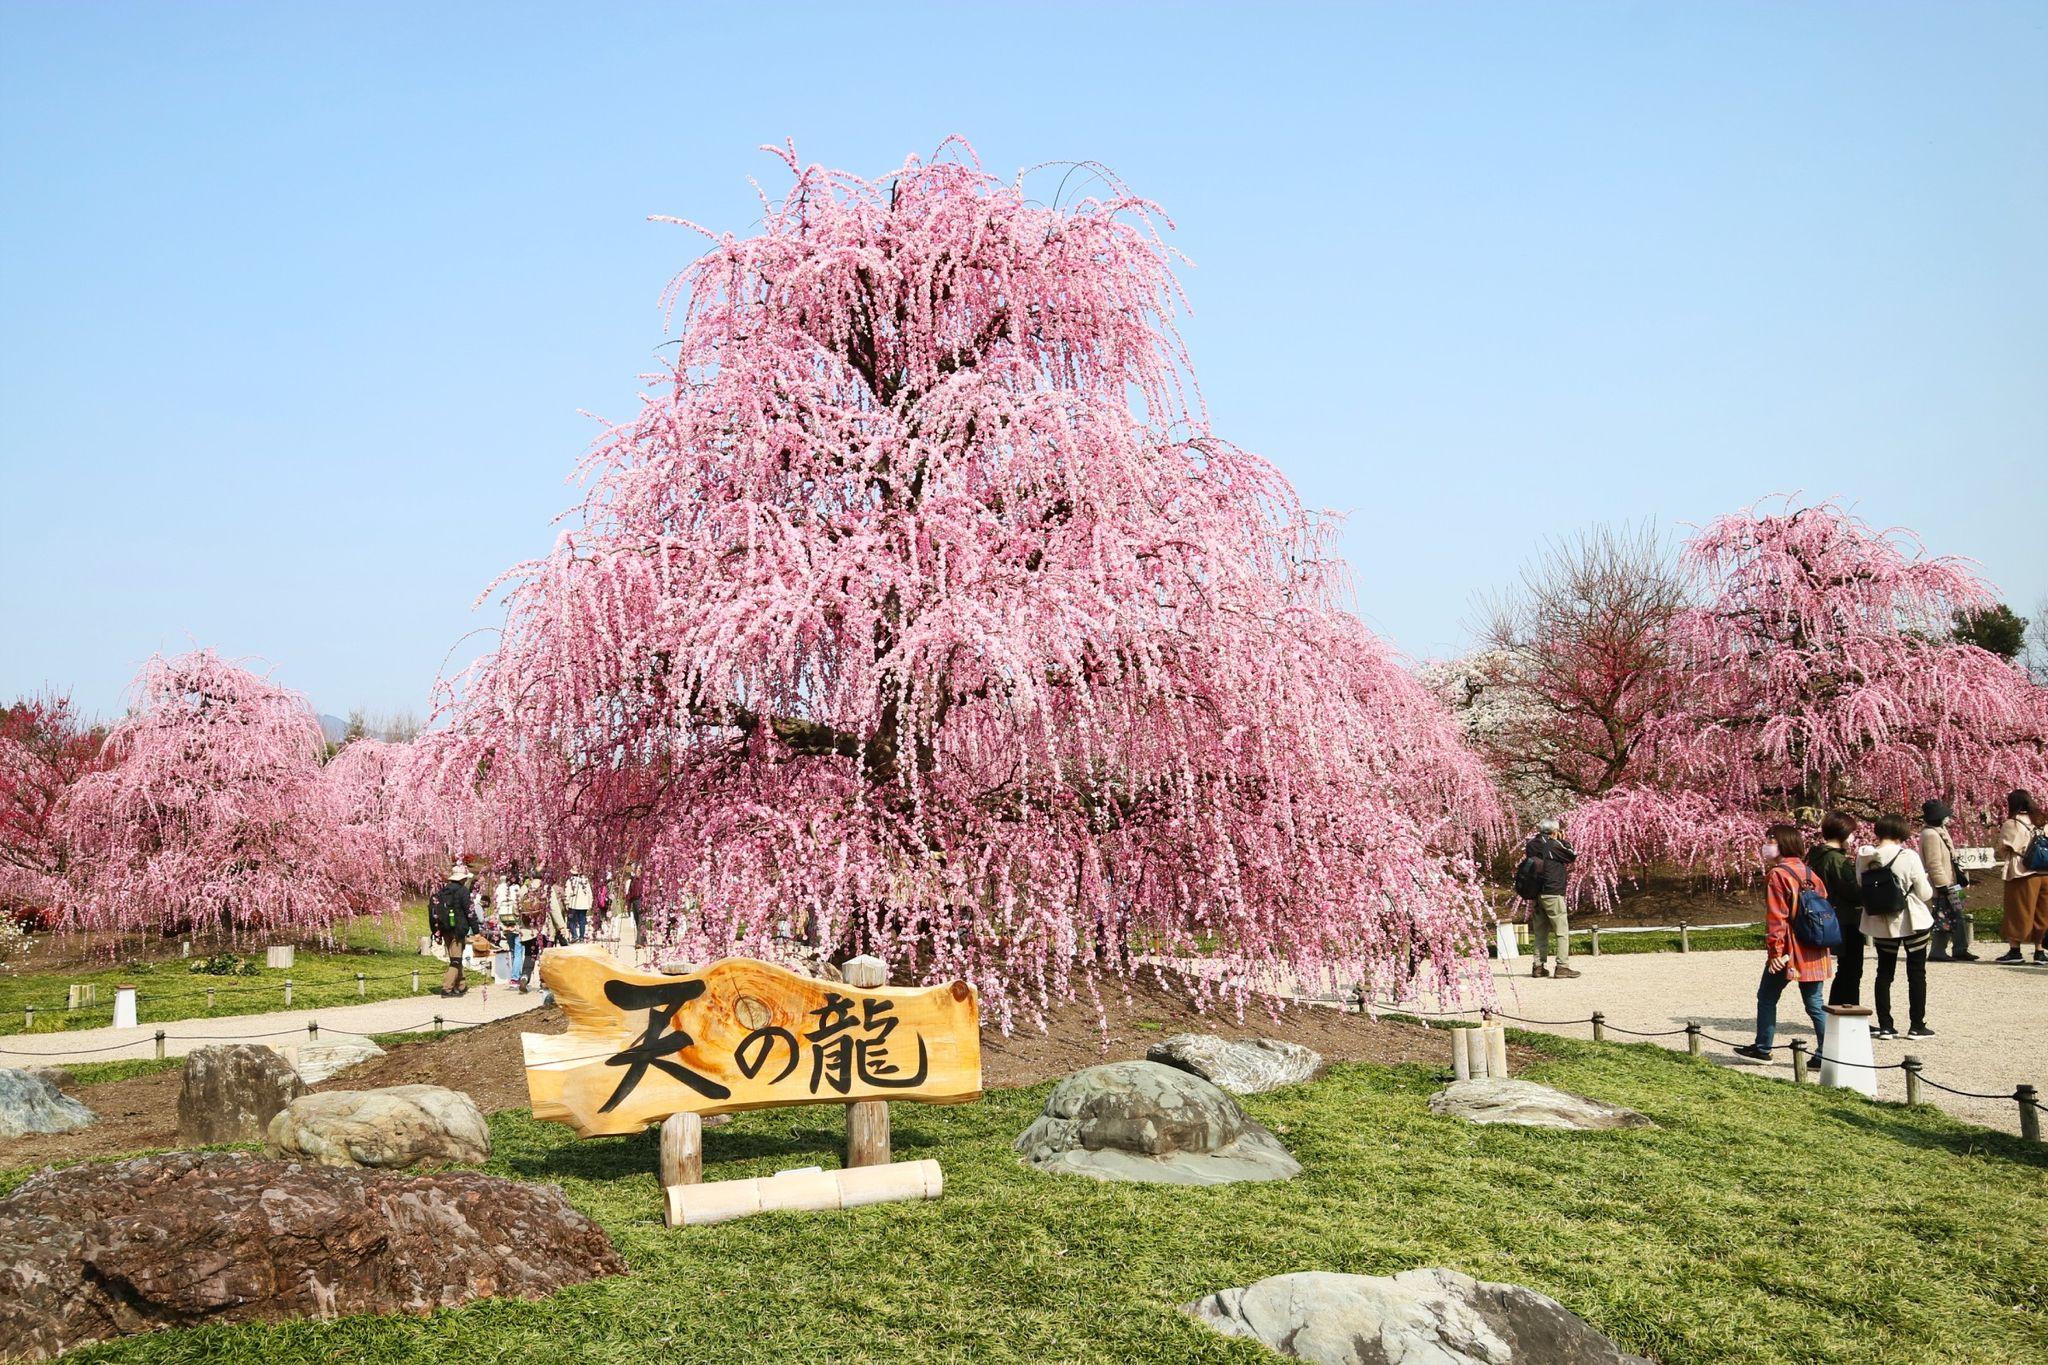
522, 946, 982, 1137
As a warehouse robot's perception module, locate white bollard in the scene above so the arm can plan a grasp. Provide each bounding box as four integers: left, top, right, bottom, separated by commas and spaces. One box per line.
1819, 1004, 1878, 1098
112, 984, 138, 1030
1495, 922, 1520, 962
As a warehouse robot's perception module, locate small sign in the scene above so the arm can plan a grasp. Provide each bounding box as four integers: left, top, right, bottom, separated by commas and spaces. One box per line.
1956, 846, 1998, 871
524, 946, 982, 1138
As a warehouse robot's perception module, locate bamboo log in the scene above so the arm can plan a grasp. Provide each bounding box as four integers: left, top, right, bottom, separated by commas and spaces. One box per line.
665, 1159, 943, 1228
1485, 1024, 1509, 1080
1461, 1026, 1488, 1080
1452, 1028, 1471, 1082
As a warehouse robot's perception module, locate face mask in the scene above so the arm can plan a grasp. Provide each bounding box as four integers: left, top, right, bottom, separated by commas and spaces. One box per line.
1760, 841, 1779, 862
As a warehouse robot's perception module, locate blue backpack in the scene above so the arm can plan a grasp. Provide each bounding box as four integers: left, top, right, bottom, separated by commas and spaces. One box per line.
1789, 868, 1842, 949
2025, 830, 2048, 874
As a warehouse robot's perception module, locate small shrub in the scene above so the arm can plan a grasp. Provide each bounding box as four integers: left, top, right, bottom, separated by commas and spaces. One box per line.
188, 952, 259, 977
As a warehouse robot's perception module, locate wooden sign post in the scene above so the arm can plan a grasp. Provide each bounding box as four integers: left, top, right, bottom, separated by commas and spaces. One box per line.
524, 944, 981, 1227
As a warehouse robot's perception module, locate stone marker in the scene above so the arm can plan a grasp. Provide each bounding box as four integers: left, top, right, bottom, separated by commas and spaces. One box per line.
176, 1045, 308, 1145
1015, 1059, 1300, 1185
1428, 1077, 1655, 1131
0, 1068, 96, 1140
0, 1151, 624, 1362
272, 1038, 386, 1084
1146, 1034, 1322, 1094
265, 1084, 490, 1168
1184, 1268, 1651, 1365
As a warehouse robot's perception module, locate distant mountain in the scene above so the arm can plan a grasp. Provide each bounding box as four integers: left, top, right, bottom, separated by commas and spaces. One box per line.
317, 713, 351, 743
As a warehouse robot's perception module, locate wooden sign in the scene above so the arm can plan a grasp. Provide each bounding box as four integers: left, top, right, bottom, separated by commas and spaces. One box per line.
523, 946, 982, 1138
1956, 846, 1997, 871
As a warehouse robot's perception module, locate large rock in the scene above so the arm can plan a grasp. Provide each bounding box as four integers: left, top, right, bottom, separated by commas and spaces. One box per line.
0, 1150, 624, 1362
177, 1044, 308, 1145
0, 1067, 95, 1140
1015, 1060, 1300, 1185
272, 1038, 386, 1084
1184, 1268, 1652, 1365
1428, 1078, 1655, 1131
265, 1084, 490, 1168
1147, 1033, 1322, 1093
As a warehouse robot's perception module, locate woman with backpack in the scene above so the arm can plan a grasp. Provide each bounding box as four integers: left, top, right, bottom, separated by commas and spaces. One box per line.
1733, 823, 1833, 1062
1858, 812, 1936, 1040
1994, 790, 2048, 964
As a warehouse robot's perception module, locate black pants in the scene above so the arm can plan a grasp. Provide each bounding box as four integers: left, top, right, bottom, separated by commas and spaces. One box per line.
1828, 924, 1865, 1007
1872, 933, 1929, 1033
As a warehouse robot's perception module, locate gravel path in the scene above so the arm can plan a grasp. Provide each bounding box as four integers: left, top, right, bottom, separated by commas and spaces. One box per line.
0, 977, 549, 1066
1430, 940, 2047, 1137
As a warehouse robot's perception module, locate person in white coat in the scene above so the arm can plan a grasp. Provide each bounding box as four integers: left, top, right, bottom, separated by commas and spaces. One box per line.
1857, 812, 1936, 1040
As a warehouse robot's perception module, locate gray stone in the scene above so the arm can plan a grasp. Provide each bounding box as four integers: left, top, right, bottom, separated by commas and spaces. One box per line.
0, 1068, 95, 1140
265, 1084, 490, 1168
273, 1039, 385, 1084
1147, 1033, 1323, 1093
177, 1045, 309, 1145
0, 1151, 624, 1362
1184, 1268, 1652, 1365
23, 1065, 72, 1090
1015, 1060, 1299, 1185
1428, 1078, 1655, 1131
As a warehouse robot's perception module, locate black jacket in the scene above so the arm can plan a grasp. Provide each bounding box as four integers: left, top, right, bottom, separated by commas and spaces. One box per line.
1807, 844, 1861, 914
1523, 834, 1577, 896
431, 880, 480, 937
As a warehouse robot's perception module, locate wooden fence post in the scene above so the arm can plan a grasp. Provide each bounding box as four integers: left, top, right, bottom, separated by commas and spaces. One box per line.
1791, 1038, 1808, 1083
23, 1004, 32, 1031
1590, 928, 1600, 957
1590, 1010, 1605, 1043
2018, 1085, 2041, 1143
1685, 1022, 1701, 1058
307, 1020, 319, 1042
154, 1029, 166, 1061
283, 978, 293, 1007
660, 1112, 704, 1201
356, 972, 367, 997
842, 955, 892, 1168
1679, 922, 1691, 953
411, 969, 420, 994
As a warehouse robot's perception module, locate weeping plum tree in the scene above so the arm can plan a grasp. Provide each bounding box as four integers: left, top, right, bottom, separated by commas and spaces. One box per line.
433, 140, 1505, 1022
57, 650, 392, 939
0, 693, 106, 921
1567, 500, 2048, 904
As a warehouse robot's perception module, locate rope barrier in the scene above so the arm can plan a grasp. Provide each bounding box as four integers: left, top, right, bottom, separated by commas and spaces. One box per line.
1348, 991, 2035, 1136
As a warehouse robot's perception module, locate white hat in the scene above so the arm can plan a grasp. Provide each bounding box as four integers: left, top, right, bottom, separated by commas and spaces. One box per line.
449, 860, 473, 882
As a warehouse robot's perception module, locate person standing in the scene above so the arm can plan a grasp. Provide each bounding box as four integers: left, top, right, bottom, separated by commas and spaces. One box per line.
1859, 813, 1936, 1040
494, 867, 529, 986
562, 871, 594, 942
1734, 824, 1832, 1061
429, 860, 481, 998
1920, 800, 1978, 962
1810, 811, 1865, 1004
1521, 818, 1580, 979
1994, 790, 2048, 964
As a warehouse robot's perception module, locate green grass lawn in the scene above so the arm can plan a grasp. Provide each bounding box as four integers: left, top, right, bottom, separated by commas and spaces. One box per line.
1520, 902, 2013, 960
17, 1032, 2043, 1364
0, 906, 440, 1035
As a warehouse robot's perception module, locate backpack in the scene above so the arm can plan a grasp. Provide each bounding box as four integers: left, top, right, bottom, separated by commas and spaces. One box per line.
1512, 855, 1545, 900
428, 882, 466, 936
2026, 828, 2048, 874
1859, 850, 1909, 917
1789, 869, 1842, 949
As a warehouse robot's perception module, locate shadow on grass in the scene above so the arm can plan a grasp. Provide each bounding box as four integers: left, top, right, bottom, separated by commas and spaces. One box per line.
506, 1112, 955, 1184
1828, 1104, 2048, 1169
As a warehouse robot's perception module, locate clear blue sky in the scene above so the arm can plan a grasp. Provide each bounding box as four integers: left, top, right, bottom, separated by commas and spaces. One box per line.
4, 2, 2043, 720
